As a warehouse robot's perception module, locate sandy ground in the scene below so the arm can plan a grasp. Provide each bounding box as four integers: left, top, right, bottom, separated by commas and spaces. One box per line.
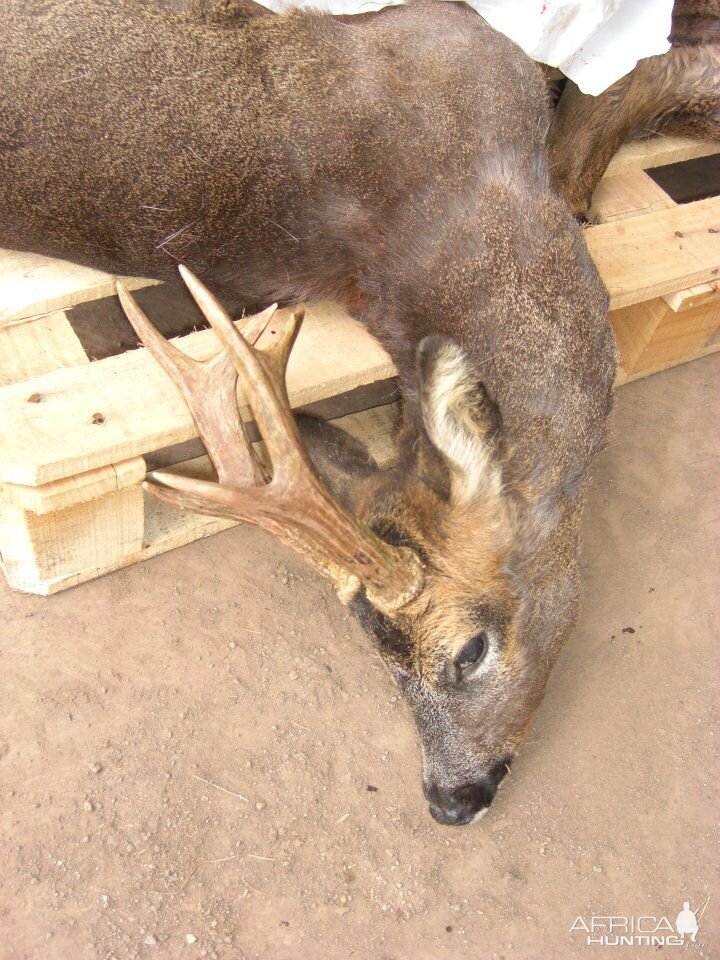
0, 353, 718, 960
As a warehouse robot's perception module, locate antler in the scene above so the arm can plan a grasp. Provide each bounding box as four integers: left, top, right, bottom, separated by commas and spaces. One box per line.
116, 266, 424, 612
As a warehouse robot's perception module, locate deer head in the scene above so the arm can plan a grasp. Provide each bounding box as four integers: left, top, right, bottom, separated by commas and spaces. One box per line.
118, 267, 566, 826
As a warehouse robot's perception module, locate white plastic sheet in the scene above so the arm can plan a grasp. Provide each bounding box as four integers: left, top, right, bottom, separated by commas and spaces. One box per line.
444, 0, 674, 94
253, 0, 675, 96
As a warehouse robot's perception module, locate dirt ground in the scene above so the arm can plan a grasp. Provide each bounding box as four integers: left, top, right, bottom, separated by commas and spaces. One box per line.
1, 353, 718, 960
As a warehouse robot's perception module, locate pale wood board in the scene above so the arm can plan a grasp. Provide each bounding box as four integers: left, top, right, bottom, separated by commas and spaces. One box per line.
597, 177, 720, 381
663, 280, 719, 313
335, 403, 400, 470
605, 136, 720, 177
0, 248, 159, 326
7, 403, 400, 594
0, 301, 396, 487
590, 170, 675, 224
0, 303, 395, 486
611, 299, 668, 377
0, 309, 148, 511
0, 457, 147, 515
586, 196, 720, 310
0, 311, 88, 386
617, 338, 720, 384
0, 299, 149, 595
0, 486, 144, 594
612, 290, 720, 376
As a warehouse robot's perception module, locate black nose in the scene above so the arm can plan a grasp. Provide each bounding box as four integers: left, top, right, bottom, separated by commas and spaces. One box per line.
424, 757, 511, 826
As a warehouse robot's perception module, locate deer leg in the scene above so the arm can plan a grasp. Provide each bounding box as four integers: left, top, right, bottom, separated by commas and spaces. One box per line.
549, 40, 720, 217
548, 73, 636, 217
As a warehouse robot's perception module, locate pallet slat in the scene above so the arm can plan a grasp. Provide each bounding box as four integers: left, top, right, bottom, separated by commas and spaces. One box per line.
605, 135, 720, 177
0, 248, 159, 327
0, 488, 144, 594
0, 301, 395, 487
586, 196, 720, 310
11, 403, 400, 595
664, 280, 719, 313
0, 311, 147, 593
590, 170, 676, 224
0, 311, 88, 386
0, 457, 147, 515
594, 169, 720, 383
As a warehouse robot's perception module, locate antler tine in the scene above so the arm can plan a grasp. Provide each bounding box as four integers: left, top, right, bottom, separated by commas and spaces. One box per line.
144, 469, 369, 604
117, 281, 197, 379
238, 302, 280, 347
116, 281, 272, 486
263, 306, 305, 383
177, 266, 308, 478
178, 264, 290, 373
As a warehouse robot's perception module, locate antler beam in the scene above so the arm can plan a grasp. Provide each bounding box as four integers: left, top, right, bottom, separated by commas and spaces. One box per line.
116, 267, 423, 612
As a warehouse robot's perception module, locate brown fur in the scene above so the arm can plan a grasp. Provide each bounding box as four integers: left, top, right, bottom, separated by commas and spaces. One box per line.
1, 0, 615, 822
549, 0, 720, 216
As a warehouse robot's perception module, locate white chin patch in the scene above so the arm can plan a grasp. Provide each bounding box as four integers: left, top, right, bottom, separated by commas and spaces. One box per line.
470, 806, 490, 824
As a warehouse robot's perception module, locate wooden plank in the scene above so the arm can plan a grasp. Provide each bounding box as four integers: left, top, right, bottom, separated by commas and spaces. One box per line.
610, 287, 720, 382
144, 376, 400, 471
0, 485, 144, 594
586, 196, 720, 310
335, 404, 400, 470
594, 162, 720, 381
0, 301, 148, 595
0, 300, 396, 487
610, 299, 668, 378
590, 170, 675, 224
0, 248, 159, 326
663, 280, 719, 313
0, 309, 148, 512
626, 293, 720, 376
618, 337, 720, 383
0, 457, 146, 515
0, 311, 88, 386
7, 403, 400, 594
605, 136, 720, 177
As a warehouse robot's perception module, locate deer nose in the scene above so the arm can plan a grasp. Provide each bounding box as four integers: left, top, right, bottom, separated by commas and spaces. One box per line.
424, 781, 491, 825
424, 758, 511, 826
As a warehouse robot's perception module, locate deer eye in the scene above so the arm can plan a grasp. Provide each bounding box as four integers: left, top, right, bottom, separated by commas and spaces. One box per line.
455, 632, 488, 681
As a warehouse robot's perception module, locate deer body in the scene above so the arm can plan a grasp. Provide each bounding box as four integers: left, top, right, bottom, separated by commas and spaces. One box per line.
3, 0, 615, 823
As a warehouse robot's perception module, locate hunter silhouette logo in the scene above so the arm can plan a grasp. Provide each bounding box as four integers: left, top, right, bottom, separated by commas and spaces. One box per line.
675, 901, 701, 943
570, 896, 710, 947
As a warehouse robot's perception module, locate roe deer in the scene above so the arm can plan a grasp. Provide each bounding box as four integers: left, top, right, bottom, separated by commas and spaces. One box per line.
3, 0, 615, 824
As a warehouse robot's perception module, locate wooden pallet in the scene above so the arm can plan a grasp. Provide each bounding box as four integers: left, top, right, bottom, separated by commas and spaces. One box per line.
1, 135, 719, 594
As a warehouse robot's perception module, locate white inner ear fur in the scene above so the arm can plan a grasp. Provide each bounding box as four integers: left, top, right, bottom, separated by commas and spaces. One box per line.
422, 341, 503, 505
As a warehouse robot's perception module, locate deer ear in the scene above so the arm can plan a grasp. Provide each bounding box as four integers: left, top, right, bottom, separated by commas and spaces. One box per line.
417, 336, 502, 505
